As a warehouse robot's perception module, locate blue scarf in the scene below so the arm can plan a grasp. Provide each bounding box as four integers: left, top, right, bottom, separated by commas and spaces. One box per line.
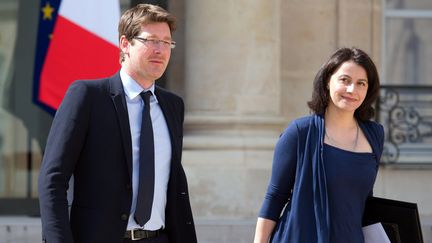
271, 115, 330, 243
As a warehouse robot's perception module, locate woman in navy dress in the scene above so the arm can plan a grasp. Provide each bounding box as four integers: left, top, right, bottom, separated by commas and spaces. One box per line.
254, 47, 384, 243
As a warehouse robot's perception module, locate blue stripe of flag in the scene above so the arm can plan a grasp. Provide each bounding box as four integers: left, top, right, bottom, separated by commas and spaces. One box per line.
32, 0, 62, 115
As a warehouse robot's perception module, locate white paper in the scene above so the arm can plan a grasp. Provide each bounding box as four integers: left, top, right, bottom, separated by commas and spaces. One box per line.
362, 222, 391, 243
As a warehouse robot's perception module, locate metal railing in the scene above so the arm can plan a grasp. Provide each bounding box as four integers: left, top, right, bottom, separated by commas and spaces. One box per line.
377, 85, 432, 166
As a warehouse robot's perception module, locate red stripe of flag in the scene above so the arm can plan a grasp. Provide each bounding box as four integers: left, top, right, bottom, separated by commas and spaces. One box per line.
39, 15, 119, 110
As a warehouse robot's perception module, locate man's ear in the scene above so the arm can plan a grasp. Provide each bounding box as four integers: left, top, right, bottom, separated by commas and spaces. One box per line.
119, 35, 130, 55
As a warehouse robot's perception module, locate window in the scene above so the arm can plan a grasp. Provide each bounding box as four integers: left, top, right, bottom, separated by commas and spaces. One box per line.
380, 0, 432, 165
0, 0, 42, 214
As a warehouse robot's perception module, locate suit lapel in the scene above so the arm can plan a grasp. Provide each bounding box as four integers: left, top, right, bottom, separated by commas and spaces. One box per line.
109, 72, 133, 179
155, 87, 181, 163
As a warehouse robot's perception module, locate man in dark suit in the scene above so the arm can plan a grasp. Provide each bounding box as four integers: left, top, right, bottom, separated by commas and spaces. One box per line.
38, 4, 197, 243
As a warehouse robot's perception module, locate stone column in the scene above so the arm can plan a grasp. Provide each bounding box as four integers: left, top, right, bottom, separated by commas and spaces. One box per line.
182, 0, 284, 238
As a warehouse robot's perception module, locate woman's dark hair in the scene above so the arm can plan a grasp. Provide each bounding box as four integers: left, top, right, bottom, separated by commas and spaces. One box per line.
307, 47, 380, 121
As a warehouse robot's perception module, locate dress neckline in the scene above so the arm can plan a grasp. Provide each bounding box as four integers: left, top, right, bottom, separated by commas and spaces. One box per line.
323, 142, 373, 155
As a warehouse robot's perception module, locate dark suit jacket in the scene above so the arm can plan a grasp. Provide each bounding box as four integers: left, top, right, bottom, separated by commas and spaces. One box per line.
38, 72, 197, 243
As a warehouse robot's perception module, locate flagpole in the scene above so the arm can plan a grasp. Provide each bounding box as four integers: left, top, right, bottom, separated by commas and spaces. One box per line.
27, 135, 32, 198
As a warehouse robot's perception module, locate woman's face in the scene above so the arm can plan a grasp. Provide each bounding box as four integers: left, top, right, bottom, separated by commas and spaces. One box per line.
327, 61, 368, 114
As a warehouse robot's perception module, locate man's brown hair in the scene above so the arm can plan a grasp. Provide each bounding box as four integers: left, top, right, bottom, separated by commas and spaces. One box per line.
118, 4, 176, 63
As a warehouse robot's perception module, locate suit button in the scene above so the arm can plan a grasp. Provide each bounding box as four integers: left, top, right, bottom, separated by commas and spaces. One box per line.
186, 221, 192, 225
126, 184, 131, 189
121, 214, 128, 221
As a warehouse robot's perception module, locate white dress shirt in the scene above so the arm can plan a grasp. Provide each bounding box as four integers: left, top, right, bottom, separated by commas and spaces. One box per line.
120, 69, 172, 231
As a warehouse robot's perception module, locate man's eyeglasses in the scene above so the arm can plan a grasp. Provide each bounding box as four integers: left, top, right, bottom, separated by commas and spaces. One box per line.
133, 37, 176, 49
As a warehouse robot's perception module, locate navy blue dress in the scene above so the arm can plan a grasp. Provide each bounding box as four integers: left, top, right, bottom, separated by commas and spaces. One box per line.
324, 144, 377, 243
259, 115, 384, 243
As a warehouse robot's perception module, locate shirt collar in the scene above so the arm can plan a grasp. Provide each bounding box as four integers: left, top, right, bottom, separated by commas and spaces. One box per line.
120, 68, 158, 103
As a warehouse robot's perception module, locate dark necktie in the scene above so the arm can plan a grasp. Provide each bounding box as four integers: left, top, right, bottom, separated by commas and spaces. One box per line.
134, 91, 155, 226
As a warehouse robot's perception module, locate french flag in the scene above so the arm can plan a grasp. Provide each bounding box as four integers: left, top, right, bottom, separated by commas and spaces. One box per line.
33, 0, 120, 114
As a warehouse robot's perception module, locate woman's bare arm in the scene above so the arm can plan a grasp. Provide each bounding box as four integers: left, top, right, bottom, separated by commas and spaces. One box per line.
253, 217, 277, 243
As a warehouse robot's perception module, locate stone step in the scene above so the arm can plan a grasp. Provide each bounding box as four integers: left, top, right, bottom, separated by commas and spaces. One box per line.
0, 217, 430, 243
